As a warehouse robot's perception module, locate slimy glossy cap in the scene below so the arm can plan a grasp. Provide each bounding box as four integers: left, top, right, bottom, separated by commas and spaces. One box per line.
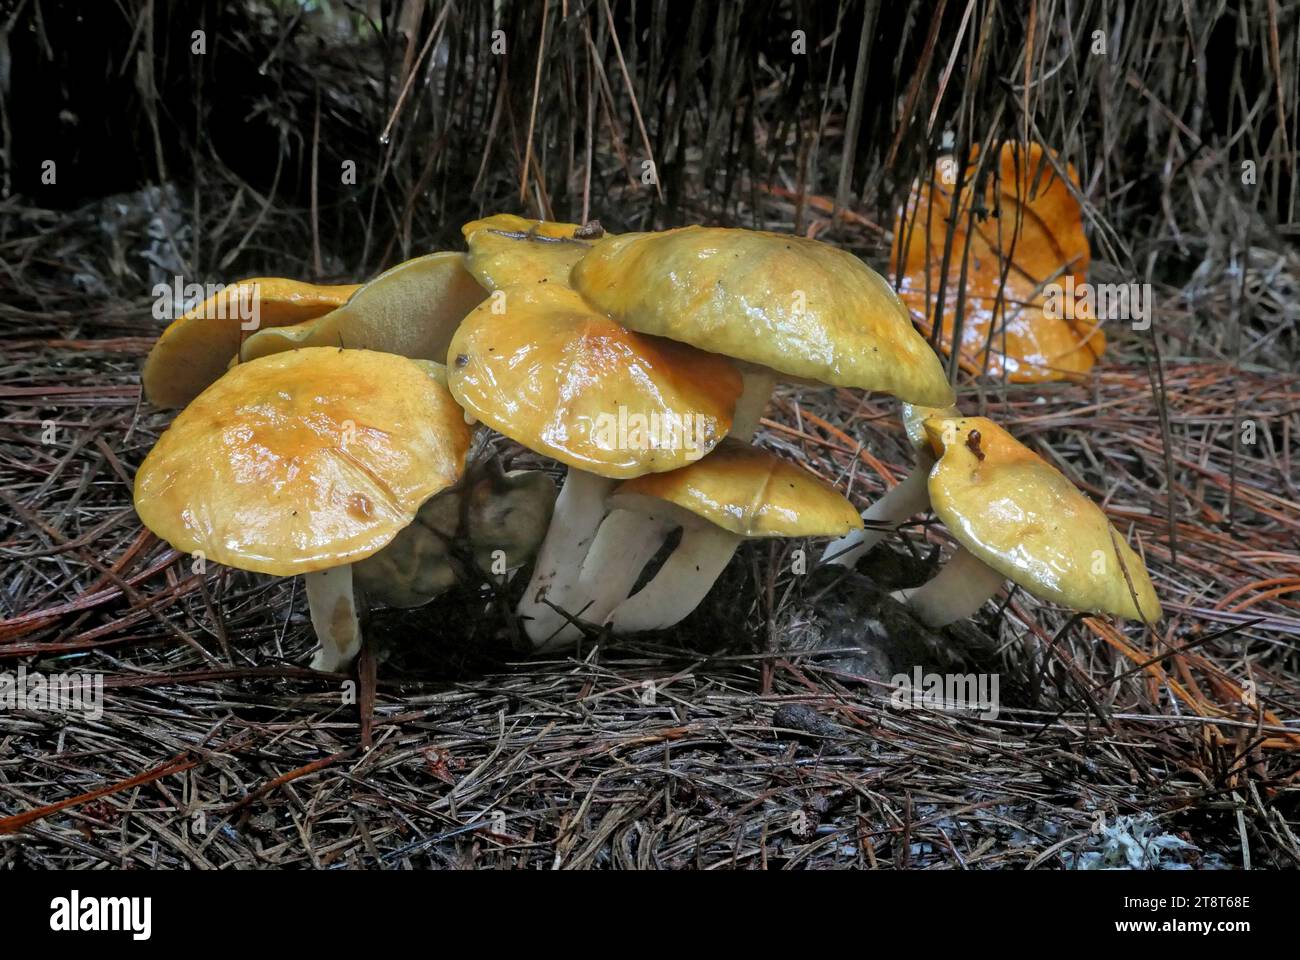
571, 226, 954, 407
901, 402, 960, 453
238, 252, 484, 365
894, 144, 1104, 382
923, 415, 1161, 622
462, 214, 606, 290
447, 284, 741, 479
143, 278, 360, 408
611, 438, 861, 539
134, 348, 471, 576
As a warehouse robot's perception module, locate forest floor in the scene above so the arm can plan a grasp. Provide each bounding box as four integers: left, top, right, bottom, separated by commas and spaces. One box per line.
1, 181, 1298, 870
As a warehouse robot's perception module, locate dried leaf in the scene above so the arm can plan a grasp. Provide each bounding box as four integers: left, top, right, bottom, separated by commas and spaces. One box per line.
893, 143, 1105, 382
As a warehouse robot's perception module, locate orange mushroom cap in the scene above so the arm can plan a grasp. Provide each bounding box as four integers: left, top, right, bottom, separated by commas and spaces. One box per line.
894, 143, 1105, 382
612, 438, 861, 539
447, 283, 742, 478
134, 348, 470, 576
143, 278, 360, 408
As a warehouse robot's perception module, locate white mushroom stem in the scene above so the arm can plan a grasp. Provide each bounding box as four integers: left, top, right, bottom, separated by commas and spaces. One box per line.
892, 546, 1007, 627
519, 368, 778, 652
517, 469, 614, 647
605, 520, 741, 634
519, 366, 777, 651
564, 365, 772, 639
821, 451, 935, 567
533, 507, 675, 647
306, 566, 362, 671
731, 367, 778, 440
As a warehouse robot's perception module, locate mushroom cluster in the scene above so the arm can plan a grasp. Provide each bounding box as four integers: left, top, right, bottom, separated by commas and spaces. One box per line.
133, 211, 1162, 669
134, 254, 554, 670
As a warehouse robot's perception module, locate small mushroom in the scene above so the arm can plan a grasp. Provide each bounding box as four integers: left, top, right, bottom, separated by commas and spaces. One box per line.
238, 252, 484, 364
463, 465, 558, 572
462, 214, 609, 290
445, 282, 742, 648
352, 462, 556, 608
896, 415, 1161, 627
582, 439, 861, 633
143, 278, 361, 408
571, 225, 955, 438
133, 348, 471, 670
822, 400, 959, 567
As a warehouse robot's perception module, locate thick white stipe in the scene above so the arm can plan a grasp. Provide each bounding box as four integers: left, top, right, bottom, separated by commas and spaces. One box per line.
893, 546, 1007, 627
307, 565, 362, 671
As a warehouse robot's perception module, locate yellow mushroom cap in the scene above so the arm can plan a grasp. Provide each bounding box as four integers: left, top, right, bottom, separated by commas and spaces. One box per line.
923, 415, 1161, 622
611, 438, 861, 538
447, 283, 742, 479
134, 348, 471, 576
901, 402, 961, 453
143, 278, 361, 408
571, 226, 954, 407
238, 252, 484, 365
462, 214, 605, 290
